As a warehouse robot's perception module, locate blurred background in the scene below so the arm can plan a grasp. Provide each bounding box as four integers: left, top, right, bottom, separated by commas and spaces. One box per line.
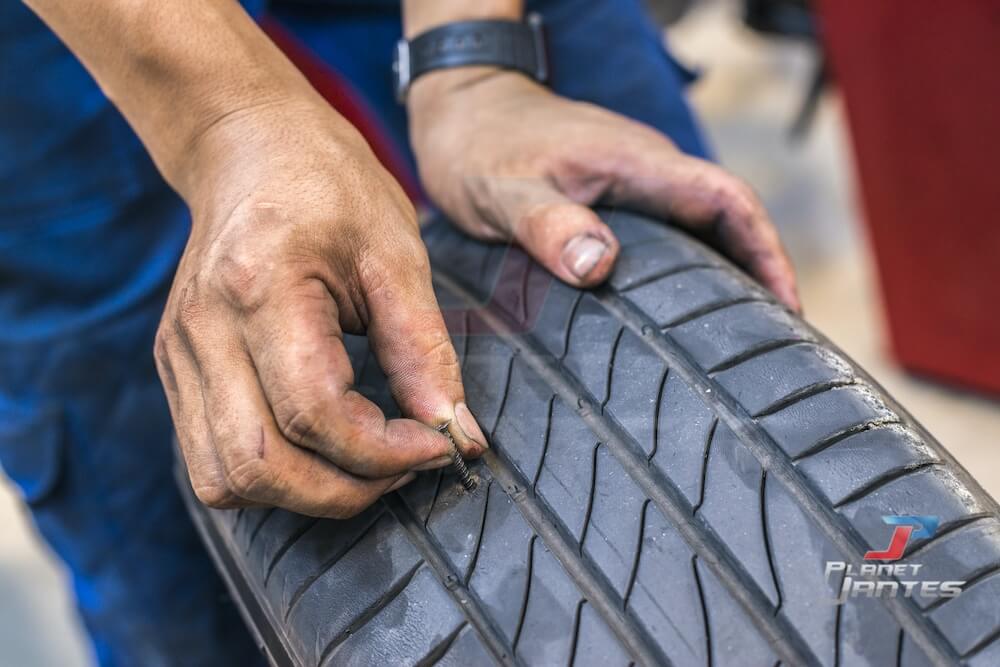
2, 0, 998, 664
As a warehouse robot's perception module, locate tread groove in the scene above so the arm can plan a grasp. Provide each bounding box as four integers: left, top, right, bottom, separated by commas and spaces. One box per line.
492, 355, 517, 437
418, 622, 467, 667
752, 380, 858, 419
617, 262, 718, 292
792, 420, 903, 462
382, 493, 518, 666
567, 600, 586, 667
963, 625, 1000, 658
263, 517, 319, 586
425, 469, 446, 528
706, 337, 809, 375
902, 514, 994, 560
578, 443, 602, 554
464, 480, 493, 585
923, 562, 1000, 612
623, 499, 651, 609
833, 595, 842, 667
283, 510, 385, 621
594, 288, 962, 666
479, 443, 668, 666
512, 535, 538, 654
693, 418, 719, 515
833, 461, 941, 509
692, 556, 713, 667
603, 327, 627, 409
532, 396, 556, 491
649, 367, 670, 462
434, 270, 813, 666
661, 296, 766, 329
760, 471, 783, 613
316, 561, 424, 666
246, 508, 276, 554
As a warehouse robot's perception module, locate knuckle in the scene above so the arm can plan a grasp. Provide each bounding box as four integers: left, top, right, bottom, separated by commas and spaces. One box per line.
224, 454, 272, 500
211, 248, 268, 313
274, 399, 326, 447
173, 278, 208, 339
193, 481, 237, 508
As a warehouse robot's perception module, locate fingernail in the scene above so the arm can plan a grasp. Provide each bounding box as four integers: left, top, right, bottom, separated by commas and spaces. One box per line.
454, 402, 487, 449
385, 472, 416, 494
562, 235, 608, 280
412, 455, 454, 471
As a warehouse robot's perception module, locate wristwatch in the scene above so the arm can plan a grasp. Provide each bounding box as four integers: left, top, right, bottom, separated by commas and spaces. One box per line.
393, 13, 548, 103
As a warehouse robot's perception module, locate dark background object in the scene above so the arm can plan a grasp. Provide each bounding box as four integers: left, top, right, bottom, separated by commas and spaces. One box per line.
818, 0, 1000, 395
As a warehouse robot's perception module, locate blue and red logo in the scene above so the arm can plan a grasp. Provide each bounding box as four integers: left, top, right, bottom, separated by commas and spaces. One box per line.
863, 515, 939, 561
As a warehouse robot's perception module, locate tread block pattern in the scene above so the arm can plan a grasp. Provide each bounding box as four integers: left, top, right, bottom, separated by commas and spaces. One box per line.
531, 281, 580, 359
650, 372, 716, 507
321, 567, 465, 667
604, 328, 669, 458
697, 423, 780, 606
245, 510, 315, 582
903, 518, 1000, 610
837, 597, 902, 667
424, 476, 492, 582
765, 474, 841, 665
515, 540, 589, 664
670, 300, 814, 372
696, 558, 779, 666
796, 425, 939, 506
839, 466, 986, 553
286, 513, 422, 665
492, 356, 556, 483
564, 294, 623, 404
622, 267, 762, 328
534, 399, 599, 543
573, 602, 632, 667
463, 333, 515, 434
435, 626, 495, 666
466, 483, 535, 644
262, 506, 383, 623
582, 447, 646, 597
928, 571, 1000, 656
626, 503, 708, 666
713, 343, 855, 416
757, 384, 897, 459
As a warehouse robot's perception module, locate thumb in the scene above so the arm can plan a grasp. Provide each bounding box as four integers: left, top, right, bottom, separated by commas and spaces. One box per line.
487, 179, 620, 288
362, 236, 488, 459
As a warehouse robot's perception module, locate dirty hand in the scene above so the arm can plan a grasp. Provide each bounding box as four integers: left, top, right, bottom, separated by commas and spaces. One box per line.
408, 68, 799, 310
154, 101, 487, 518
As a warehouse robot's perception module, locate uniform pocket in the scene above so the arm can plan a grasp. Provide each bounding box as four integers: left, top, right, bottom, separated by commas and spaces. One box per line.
0, 402, 65, 505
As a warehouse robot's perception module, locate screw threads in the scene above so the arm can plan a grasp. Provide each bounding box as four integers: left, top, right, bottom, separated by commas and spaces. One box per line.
438, 422, 478, 491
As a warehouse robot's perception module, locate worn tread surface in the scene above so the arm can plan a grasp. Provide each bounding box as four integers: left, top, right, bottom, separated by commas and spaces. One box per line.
179, 210, 1000, 666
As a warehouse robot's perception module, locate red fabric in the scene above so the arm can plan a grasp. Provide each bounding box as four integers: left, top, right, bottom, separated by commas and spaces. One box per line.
261, 18, 423, 203
818, 2, 1000, 395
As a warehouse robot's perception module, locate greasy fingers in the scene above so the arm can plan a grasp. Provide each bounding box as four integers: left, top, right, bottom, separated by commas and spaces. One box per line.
360, 236, 488, 458
616, 151, 800, 311
240, 276, 456, 478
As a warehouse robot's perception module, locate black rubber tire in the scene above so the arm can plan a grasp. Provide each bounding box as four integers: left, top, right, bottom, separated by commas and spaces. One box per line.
178, 210, 1000, 667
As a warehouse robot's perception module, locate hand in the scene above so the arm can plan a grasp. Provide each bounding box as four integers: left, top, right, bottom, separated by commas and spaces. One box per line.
154, 100, 487, 518
408, 69, 800, 310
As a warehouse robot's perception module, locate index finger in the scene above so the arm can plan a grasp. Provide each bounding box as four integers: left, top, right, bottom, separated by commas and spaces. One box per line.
241, 276, 455, 478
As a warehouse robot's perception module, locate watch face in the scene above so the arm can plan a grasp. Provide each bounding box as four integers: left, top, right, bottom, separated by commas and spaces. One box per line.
393, 40, 411, 103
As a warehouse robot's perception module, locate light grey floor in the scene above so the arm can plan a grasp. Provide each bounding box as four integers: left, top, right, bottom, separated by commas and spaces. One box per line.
2, 2, 997, 665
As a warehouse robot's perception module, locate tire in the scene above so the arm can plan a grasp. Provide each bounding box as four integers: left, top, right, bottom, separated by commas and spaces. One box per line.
177, 209, 1000, 667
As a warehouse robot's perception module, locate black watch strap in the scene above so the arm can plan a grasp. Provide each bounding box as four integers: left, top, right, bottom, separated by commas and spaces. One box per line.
394, 13, 547, 102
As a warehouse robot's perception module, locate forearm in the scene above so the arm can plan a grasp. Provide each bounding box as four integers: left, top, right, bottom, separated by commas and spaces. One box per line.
23, 0, 335, 200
